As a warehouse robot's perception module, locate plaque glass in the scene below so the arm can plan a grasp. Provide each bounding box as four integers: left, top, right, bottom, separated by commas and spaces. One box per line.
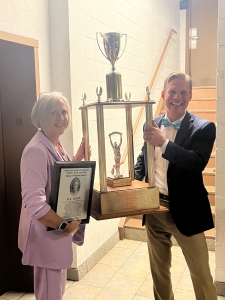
49, 161, 96, 225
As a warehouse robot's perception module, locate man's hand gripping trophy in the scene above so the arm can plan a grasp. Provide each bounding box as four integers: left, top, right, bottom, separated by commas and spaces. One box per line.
109, 132, 123, 179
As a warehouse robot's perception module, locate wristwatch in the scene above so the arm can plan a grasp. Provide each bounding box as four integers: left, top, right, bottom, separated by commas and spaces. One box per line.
57, 220, 68, 231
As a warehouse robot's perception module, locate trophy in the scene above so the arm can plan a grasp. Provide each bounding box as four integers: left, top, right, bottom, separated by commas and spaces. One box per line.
79, 32, 162, 219
96, 32, 127, 101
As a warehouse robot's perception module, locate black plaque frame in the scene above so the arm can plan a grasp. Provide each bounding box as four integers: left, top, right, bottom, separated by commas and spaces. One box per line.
49, 161, 96, 225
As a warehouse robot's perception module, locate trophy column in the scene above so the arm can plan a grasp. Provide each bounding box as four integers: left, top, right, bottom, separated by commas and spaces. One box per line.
96, 104, 107, 192
125, 107, 134, 181
145, 102, 155, 187
81, 106, 91, 161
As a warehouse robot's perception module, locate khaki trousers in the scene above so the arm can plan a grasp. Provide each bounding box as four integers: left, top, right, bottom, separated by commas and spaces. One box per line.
145, 202, 217, 300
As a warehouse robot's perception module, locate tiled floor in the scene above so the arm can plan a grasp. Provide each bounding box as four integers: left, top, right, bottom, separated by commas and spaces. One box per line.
1, 239, 225, 300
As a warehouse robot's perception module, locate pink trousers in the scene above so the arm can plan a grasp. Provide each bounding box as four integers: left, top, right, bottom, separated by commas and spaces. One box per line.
34, 267, 67, 300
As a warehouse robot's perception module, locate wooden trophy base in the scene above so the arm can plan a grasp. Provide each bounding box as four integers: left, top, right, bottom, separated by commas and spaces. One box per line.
91, 180, 168, 220
107, 176, 132, 188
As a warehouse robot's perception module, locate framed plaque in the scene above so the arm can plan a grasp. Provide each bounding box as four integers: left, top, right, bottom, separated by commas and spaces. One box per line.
49, 161, 96, 228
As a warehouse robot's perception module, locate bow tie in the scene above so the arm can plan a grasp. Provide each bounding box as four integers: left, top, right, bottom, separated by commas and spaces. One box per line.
161, 117, 181, 131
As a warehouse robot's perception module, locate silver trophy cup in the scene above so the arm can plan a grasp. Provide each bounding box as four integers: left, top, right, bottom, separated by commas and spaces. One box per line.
96, 32, 127, 101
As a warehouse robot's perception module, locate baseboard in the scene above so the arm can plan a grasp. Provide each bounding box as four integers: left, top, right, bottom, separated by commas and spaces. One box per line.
215, 281, 225, 296
67, 231, 120, 281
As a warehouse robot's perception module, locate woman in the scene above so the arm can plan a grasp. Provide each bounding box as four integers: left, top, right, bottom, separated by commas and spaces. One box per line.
70, 177, 80, 196
18, 92, 86, 300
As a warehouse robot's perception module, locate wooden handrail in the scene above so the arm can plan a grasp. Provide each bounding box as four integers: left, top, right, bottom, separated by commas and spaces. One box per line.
120, 28, 177, 165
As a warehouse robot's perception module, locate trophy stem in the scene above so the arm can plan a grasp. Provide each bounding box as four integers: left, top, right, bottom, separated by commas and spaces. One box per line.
106, 70, 123, 101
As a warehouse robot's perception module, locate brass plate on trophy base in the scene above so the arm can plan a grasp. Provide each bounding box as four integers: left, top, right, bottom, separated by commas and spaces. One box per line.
91, 180, 160, 217
107, 177, 132, 188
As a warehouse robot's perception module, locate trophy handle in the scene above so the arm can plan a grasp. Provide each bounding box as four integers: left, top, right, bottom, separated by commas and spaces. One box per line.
96, 32, 108, 60
117, 34, 127, 60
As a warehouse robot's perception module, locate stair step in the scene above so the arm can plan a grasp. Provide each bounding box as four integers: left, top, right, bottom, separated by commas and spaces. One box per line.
188, 98, 216, 110
192, 86, 216, 98
206, 186, 215, 206
206, 152, 215, 168
203, 168, 215, 186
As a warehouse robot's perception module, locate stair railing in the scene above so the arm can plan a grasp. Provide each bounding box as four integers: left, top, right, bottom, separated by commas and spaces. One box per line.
120, 28, 177, 165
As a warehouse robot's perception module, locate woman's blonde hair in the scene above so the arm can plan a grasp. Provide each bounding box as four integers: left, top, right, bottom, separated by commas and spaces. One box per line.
31, 92, 71, 129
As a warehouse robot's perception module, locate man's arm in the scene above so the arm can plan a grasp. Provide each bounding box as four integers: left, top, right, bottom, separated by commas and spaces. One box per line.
163, 121, 216, 173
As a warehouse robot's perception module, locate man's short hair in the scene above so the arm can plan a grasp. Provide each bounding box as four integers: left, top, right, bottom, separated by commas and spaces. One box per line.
163, 72, 192, 93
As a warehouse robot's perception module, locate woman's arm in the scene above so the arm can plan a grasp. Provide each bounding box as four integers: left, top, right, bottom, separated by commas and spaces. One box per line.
21, 145, 80, 234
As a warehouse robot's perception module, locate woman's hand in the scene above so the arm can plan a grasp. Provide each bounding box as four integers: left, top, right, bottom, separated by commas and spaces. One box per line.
63, 220, 80, 235
72, 137, 92, 161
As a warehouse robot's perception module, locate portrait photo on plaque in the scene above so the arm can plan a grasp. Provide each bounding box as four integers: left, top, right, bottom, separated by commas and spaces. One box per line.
49, 161, 96, 227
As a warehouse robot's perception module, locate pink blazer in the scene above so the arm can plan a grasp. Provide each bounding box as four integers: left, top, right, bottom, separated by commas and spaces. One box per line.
18, 130, 85, 269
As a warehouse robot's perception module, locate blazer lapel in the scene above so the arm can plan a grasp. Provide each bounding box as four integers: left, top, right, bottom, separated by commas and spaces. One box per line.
174, 111, 194, 146
36, 130, 60, 161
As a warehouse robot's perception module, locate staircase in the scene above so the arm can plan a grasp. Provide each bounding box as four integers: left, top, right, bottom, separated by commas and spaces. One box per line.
120, 86, 216, 250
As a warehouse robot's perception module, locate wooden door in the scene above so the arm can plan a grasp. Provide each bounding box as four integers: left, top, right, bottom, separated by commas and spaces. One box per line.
0, 39, 37, 293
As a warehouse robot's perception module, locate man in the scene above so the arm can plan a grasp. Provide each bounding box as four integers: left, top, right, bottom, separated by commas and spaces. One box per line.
134, 72, 217, 300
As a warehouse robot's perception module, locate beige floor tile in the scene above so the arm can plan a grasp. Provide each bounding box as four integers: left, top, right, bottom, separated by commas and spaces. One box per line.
174, 288, 196, 300
94, 277, 140, 300
129, 242, 150, 261
65, 280, 74, 289
177, 272, 194, 291
18, 293, 35, 300
0, 292, 25, 299
98, 246, 134, 267
113, 258, 150, 285
136, 277, 154, 298
79, 263, 119, 287
171, 245, 184, 257
63, 283, 102, 300
115, 239, 142, 250
133, 296, 154, 300
2, 242, 222, 300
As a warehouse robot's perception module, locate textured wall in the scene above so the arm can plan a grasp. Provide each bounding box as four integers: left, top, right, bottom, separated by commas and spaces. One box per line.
215, 0, 225, 288
66, 0, 181, 267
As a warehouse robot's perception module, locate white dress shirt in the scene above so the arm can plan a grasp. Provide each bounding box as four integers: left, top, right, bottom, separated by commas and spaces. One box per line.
155, 113, 186, 195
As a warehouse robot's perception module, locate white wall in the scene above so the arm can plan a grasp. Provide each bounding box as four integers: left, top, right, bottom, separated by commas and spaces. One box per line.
180, 9, 186, 73
215, 0, 225, 285
0, 0, 51, 92
0, 0, 181, 269
65, 0, 181, 267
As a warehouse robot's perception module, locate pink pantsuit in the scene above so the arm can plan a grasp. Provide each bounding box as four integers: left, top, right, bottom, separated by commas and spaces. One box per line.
18, 130, 85, 299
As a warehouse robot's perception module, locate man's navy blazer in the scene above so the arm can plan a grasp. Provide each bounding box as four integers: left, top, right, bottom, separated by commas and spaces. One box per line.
134, 111, 216, 236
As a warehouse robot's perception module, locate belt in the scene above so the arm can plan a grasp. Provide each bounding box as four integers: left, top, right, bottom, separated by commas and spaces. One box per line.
159, 193, 169, 202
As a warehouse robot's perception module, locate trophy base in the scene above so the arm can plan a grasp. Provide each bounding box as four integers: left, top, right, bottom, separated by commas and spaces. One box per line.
92, 180, 160, 216
107, 176, 132, 188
